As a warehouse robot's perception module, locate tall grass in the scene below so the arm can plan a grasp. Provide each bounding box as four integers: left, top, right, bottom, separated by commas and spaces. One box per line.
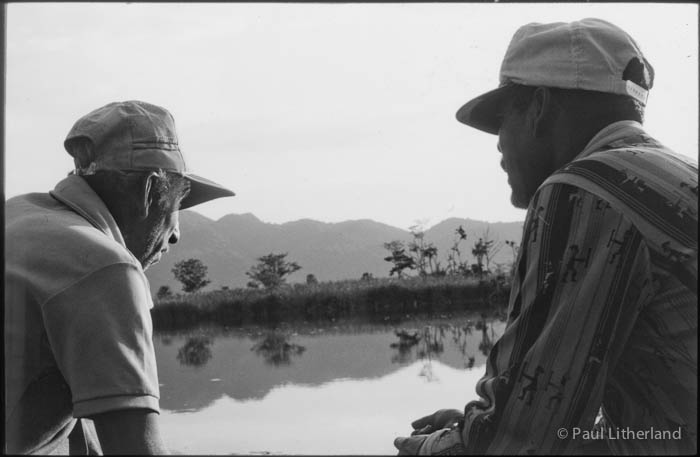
151, 275, 510, 331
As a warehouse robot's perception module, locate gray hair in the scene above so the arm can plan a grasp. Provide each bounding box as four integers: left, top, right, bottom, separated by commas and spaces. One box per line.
67, 137, 190, 210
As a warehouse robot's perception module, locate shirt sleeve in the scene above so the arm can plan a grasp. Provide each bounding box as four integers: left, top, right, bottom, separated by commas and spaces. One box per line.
41, 262, 160, 418
459, 183, 656, 454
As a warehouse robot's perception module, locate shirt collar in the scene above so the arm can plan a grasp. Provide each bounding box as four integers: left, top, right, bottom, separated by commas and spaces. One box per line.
49, 175, 127, 248
574, 120, 646, 161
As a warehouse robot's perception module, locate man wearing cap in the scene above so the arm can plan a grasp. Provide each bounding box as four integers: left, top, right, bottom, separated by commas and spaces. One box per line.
394, 18, 697, 455
5, 101, 235, 454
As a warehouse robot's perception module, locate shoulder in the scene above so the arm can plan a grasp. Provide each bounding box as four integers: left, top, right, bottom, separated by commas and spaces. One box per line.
539, 140, 698, 252
8, 193, 135, 263
551, 137, 697, 192
6, 192, 143, 304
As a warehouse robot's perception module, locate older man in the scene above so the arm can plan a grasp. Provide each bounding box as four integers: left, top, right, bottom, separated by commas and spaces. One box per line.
5, 101, 235, 454
395, 18, 697, 455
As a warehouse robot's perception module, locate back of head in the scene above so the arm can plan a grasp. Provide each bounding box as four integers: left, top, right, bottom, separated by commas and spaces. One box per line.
65, 135, 189, 221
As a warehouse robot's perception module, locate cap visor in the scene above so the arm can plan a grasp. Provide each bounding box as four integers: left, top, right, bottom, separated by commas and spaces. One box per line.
180, 173, 235, 209
455, 86, 512, 135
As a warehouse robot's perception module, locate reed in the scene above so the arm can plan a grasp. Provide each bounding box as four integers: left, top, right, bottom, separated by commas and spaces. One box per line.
151, 275, 510, 331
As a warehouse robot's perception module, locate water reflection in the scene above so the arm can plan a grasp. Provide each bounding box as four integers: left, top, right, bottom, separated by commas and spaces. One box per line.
159, 361, 489, 455
477, 319, 497, 355
390, 329, 421, 364
176, 337, 213, 367
155, 313, 506, 414
389, 317, 499, 374
251, 332, 306, 367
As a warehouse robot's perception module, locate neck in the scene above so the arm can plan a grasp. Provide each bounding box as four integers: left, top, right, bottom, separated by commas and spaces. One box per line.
550, 117, 621, 170
82, 176, 144, 256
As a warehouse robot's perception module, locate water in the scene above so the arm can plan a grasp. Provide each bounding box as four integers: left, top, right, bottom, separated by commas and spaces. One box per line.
154, 312, 505, 455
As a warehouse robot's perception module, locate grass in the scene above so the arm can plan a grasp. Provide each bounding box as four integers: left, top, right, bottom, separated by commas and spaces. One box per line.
151, 274, 510, 331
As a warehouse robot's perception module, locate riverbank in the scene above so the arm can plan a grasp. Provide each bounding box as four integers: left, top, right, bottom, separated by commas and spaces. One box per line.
151, 275, 510, 331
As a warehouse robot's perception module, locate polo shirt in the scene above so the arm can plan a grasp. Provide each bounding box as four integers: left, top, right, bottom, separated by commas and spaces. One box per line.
4, 175, 160, 454
459, 121, 697, 454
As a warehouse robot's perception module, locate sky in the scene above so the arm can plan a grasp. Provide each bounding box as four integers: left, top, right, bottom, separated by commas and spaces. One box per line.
4, 2, 698, 230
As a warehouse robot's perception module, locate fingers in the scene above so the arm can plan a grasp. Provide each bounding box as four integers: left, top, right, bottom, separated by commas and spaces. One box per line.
411, 425, 433, 436
394, 435, 427, 455
410, 413, 436, 430
410, 408, 464, 431
401, 408, 465, 454
432, 409, 464, 429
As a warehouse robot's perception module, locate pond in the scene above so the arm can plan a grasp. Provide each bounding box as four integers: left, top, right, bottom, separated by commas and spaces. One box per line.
154, 311, 506, 455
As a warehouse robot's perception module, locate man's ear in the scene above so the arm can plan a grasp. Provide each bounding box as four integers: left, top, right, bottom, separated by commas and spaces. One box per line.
69, 138, 95, 170
528, 87, 554, 138
138, 172, 160, 219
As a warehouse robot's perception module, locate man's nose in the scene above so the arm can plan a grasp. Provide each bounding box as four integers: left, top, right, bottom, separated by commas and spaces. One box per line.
496, 141, 506, 170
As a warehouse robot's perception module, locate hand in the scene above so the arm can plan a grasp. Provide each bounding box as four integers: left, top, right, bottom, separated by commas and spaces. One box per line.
394, 426, 467, 455
394, 434, 428, 455
410, 408, 464, 436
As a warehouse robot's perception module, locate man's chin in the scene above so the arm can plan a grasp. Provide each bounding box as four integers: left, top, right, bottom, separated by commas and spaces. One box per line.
510, 192, 530, 210
142, 252, 162, 271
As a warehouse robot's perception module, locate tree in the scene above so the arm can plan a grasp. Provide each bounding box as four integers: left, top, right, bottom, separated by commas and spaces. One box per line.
481, 226, 504, 273
383, 240, 416, 278
447, 225, 470, 276
471, 226, 504, 277
156, 285, 173, 300
407, 226, 429, 276
246, 252, 302, 289
394, 223, 446, 277
471, 237, 489, 277
407, 225, 442, 277
306, 274, 318, 285
171, 258, 211, 293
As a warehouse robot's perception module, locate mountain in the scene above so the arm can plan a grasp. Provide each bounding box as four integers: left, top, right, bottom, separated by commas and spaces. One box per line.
145, 212, 524, 294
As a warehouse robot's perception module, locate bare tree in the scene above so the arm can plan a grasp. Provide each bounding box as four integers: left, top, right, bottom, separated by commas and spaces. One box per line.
408, 224, 442, 277
482, 225, 504, 274
447, 225, 469, 276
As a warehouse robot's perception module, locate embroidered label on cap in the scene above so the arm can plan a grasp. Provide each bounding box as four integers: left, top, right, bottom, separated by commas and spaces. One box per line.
625, 80, 648, 104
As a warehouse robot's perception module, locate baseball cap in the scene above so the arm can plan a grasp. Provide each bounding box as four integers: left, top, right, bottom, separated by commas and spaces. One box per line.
64, 100, 235, 209
456, 18, 654, 135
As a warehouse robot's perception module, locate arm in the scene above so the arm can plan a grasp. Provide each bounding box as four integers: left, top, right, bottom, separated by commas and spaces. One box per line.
41, 263, 165, 453
91, 409, 168, 455
397, 184, 655, 454
465, 184, 654, 453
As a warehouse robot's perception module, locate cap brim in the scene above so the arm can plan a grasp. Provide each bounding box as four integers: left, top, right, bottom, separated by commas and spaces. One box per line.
180, 173, 235, 210
455, 86, 513, 135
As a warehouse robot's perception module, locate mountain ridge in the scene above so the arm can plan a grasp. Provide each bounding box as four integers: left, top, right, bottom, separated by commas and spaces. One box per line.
145, 211, 525, 294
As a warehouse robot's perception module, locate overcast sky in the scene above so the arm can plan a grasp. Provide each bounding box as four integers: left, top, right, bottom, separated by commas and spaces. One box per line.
5, 3, 698, 230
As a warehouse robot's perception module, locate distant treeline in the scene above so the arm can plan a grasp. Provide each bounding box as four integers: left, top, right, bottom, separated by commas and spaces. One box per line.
151, 275, 510, 331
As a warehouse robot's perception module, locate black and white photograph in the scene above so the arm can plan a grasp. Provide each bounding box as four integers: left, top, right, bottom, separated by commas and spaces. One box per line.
3, 2, 698, 455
